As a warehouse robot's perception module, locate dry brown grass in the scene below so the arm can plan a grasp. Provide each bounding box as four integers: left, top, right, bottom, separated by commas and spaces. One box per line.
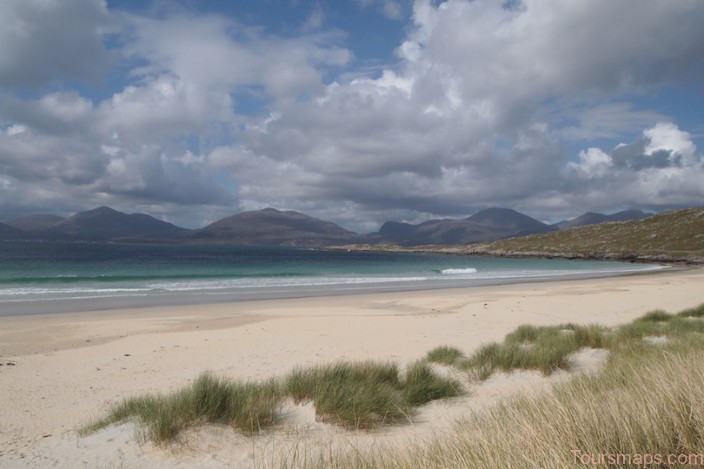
299, 305, 704, 468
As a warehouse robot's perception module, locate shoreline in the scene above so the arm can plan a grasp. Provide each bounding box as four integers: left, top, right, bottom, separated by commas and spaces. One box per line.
1, 261, 672, 317
2, 267, 703, 466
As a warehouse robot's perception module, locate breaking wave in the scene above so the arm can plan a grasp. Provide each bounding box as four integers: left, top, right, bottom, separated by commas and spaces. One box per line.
440, 268, 478, 275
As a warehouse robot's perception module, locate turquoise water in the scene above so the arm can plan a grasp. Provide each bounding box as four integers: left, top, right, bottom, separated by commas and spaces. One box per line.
0, 241, 662, 313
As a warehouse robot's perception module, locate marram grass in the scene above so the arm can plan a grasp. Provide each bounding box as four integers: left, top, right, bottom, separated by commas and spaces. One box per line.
466, 323, 608, 378
83, 359, 462, 442
83, 303, 704, 468
81, 373, 283, 442
425, 345, 465, 365
319, 304, 704, 468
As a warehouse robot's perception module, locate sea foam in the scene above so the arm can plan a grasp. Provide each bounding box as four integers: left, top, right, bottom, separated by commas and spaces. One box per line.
441, 268, 478, 275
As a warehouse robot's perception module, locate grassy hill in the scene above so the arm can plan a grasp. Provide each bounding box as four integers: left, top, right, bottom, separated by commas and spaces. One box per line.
474, 207, 704, 263
336, 207, 704, 264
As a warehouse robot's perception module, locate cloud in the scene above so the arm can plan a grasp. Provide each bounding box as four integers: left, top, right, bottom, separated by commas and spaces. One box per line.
121, 12, 351, 100
644, 122, 697, 164
565, 122, 703, 211
220, 0, 704, 225
0, 0, 110, 88
1, 0, 704, 230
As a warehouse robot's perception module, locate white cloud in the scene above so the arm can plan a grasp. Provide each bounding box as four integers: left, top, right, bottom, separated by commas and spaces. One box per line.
2, 0, 704, 229
562, 122, 703, 213
122, 13, 351, 100
569, 148, 613, 179
644, 122, 697, 164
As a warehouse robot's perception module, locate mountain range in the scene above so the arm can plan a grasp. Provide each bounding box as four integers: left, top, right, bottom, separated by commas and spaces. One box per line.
370, 207, 556, 245
190, 208, 364, 246
1, 206, 650, 246
552, 209, 649, 229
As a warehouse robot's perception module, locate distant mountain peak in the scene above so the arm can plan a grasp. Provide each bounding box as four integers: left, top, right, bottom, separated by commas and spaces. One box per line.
191, 208, 362, 246
47, 206, 188, 240
555, 209, 649, 230
372, 207, 553, 245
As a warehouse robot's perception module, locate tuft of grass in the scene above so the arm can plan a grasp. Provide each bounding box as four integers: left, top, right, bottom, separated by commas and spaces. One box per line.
284, 361, 408, 429
81, 373, 283, 443
677, 303, 704, 318
403, 361, 463, 406
228, 378, 283, 433
425, 345, 465, 365
467, 323, 609, 378
637, 309, 672, 322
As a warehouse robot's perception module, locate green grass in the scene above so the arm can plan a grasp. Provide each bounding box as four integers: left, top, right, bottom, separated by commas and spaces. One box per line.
83, 359, 463, 442
324, 303, 704, 468
403, 361, 463, 406
466, 323, 608, 378
425, 345, 465, 365
284, 361, 408, 429
465, 309, 704, 381
83, 302, 704, 457
81, 373, 283, 443
677, 303, 704, 318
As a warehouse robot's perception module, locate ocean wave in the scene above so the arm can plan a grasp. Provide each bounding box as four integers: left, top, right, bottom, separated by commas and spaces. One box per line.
440, 268, 478, 275
150, 275, 430, 291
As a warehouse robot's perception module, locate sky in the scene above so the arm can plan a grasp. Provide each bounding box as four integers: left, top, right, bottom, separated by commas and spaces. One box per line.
1, 0, 703, 232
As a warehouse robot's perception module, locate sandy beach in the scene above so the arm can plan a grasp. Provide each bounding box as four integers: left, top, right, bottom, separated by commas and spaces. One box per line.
1, 267, 703, 467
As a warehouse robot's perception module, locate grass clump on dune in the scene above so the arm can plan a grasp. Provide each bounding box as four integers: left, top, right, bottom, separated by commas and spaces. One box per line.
83, 360, 464, 442
403, 361, 463, 406
82, 373, 283, 443
615, 308, 704, 345
284, 361, 409, 429
425, 345, 465, 365
466, 323, 608, 378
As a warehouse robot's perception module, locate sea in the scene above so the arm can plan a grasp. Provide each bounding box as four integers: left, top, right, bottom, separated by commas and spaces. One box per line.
0, 241, 664, 316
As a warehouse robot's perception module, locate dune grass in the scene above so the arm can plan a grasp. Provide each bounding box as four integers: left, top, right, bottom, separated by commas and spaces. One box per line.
81, 373, 283, 442
321, 304, 704, 468
465, 323, 608, 379
403, 361, 463, 406
425, 345, 465, 365
83, 302, 704, 464
284, 361, 409, 429
83, 359, 462, 442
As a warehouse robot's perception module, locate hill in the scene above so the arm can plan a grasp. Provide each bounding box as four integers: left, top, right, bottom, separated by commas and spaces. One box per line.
39, 206, 189, 241
371, 208, 554, 245
463, 208, 703, 264
553, 209, 648, 229
340, 207, 704, 264
4, 214, 66, 231
190, 208, 364, 246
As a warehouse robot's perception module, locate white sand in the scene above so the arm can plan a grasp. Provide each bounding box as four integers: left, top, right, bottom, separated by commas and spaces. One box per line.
1, 268, 702, 467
